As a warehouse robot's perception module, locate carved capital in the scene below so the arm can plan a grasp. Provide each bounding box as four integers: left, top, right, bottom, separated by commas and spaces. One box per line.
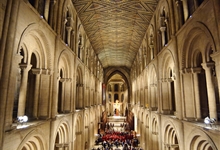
191, 67, 202, 74
19, 63, 32, 71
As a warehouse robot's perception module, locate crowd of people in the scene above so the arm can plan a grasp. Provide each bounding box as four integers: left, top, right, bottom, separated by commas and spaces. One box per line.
95, 130, 140, 150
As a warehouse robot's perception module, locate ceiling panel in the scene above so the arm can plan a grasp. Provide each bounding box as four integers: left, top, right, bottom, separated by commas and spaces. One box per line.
72, 0, 159, 69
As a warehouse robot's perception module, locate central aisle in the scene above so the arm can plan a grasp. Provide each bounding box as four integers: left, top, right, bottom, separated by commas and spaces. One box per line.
92, 116, 143, 150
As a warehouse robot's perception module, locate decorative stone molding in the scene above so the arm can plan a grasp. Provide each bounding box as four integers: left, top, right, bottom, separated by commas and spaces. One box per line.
31, 68, 42, 74
152, 132, 158, 135
77, 83, 84, 87
19, 63, 32, 71
55, 143, 70, 148
191, 67, 202, 74
75, 131, 82, 135
60, 78, 72, 82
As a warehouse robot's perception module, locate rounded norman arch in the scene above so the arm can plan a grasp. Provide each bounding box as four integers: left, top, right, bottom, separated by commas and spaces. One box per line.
17, 23, 53, 69
163, 123, 180, 150
17, 129, 46, 150
181, 22, 216, 69
187, 128, 218, 150
54, 121, 70, 150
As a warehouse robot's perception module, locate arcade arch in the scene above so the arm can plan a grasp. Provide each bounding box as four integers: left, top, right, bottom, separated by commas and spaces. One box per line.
15, 27, 52, 121
17, 130, 46, 150
187, 129, 218, 150
54, 122, 70, 150
181, 23, 219, 120
75, 65, 84, 109
57, 50, 74, 114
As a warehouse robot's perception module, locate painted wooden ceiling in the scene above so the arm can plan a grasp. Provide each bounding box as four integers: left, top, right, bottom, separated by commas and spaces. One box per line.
72, 0, 159, 69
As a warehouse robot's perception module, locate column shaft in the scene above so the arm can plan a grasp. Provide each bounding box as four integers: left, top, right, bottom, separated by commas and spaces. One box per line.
192, 73, 201, 119
202, 63, 217, 119
17, 64, 32, 116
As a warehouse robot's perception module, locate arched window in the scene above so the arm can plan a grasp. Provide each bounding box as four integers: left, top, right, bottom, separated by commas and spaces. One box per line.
169, 69, 176, 112
114, 84, 119, 92
159, 8, 169, 47
13, 49, 25, 119
78, 34, 82, 58
114, 94, 118, 102
25, 53, 37, 118
58, 69, 63, 113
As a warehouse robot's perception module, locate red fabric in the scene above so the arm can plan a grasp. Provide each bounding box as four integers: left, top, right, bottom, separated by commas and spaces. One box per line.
102, 132, 133, 141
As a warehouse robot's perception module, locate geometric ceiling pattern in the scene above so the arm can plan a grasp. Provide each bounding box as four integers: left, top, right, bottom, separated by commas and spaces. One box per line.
72, 0, 159, 69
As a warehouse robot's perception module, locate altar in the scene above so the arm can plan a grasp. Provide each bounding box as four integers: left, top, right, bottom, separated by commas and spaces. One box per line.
113, 100, 122, 116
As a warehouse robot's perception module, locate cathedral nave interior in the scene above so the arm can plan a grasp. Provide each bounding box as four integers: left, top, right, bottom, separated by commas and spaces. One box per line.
0, 0, 220, 150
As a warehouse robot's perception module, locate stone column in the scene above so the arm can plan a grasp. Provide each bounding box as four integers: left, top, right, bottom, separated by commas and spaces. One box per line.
85, 87, 89, 107
94, 90, 97, 105
48, 0, 57, 26
202, 62, 217, 119
34, 0, 39, 9
31, 68, 42, 118
43, 0, 50, 21
194, 0, 199, 9
66, 26, 72, 46
144, 87, 148, 108
211, 52, 220, 112
90, 59, 94, 74
4, 54, 23, 129
144, 53, 147, 67
62, 18, 67, 40
156, 30, 161, 53
78, 84, 84, 108
191, 67, 202, 120
160, 27, 166, 47
86, 53, 89, 67
149, 44, 154, 60
0, 2, 19, 147
17, 64, 32, 116
59, 78, 66, 112
168, 0, 175, 34
160, 79, 168, 113
175, 0, 184, 28
70, 30, 75, 50
64, 78, 72, 112
140, 89, 143, 106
